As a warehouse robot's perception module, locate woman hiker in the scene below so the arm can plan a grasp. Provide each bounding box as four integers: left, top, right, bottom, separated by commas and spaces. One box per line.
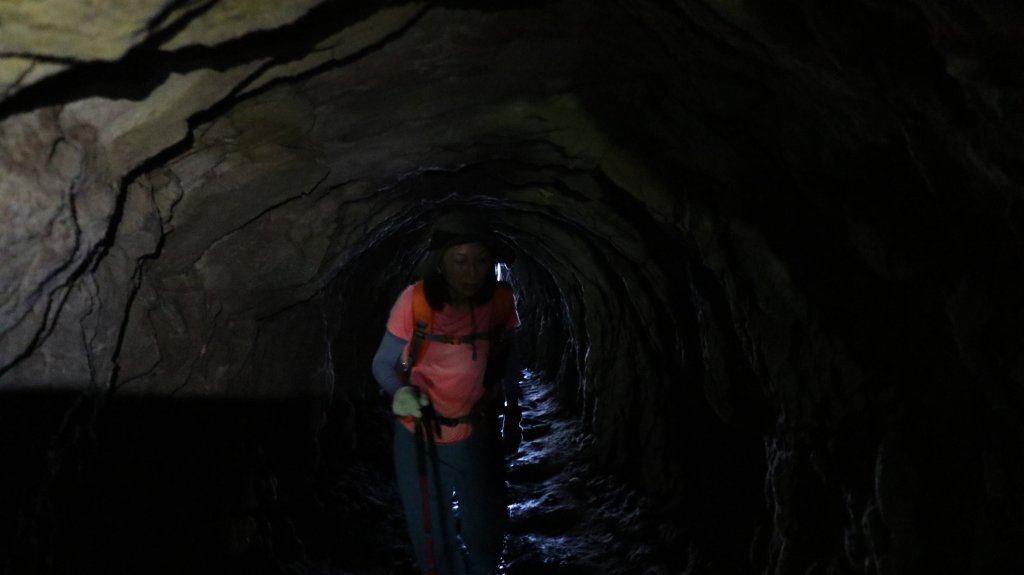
372, 212, 523, 575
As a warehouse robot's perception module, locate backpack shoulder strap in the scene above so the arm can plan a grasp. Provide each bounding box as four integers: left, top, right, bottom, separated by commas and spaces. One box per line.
406, 281, 513, 378
405, 281, 433, 376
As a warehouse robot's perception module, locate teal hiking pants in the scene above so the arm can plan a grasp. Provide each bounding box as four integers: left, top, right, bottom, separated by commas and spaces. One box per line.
393, 419, 507, 575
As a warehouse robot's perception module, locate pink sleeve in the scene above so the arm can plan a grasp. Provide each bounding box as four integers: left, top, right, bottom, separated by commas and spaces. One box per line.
385, 285, 416, 340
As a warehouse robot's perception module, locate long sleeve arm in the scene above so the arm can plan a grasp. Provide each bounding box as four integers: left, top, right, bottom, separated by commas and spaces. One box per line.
372, 331, 408, 396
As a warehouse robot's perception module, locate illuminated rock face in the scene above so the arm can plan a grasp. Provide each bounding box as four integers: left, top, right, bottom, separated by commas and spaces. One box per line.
1, 1, 1022, 574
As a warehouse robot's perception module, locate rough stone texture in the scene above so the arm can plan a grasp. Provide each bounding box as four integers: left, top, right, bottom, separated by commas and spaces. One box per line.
0, 1, 169, 60
1, 1, 1022, 574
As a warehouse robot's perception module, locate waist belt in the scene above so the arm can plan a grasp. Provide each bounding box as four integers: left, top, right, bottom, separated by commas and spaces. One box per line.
422, 331, 496, 345
432, 411, 484, 427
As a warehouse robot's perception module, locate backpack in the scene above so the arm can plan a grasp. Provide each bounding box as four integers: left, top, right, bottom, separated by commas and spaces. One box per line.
402, 280, 515, 380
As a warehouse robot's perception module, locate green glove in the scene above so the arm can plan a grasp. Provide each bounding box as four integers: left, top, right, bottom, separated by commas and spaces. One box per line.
392, 385, 430, 418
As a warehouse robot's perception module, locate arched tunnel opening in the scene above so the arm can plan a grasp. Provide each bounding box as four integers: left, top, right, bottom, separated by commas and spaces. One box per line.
1, 2, 1023, 575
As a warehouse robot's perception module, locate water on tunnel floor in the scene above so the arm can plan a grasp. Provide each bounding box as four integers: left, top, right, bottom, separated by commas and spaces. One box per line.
315, 369, 689, 575
496, 372, 687, 575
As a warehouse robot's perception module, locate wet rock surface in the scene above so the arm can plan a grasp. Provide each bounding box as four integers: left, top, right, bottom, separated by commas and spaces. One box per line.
502, 374, 688, 575
330, 371, 691, 575
2, 1, 1023, 573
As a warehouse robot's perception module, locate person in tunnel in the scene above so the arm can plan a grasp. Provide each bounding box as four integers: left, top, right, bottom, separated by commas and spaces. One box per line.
371, 213, 523, 575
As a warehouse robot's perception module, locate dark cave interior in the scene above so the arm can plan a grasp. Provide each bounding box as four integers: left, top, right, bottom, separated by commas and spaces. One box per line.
1, 1, 1023, 574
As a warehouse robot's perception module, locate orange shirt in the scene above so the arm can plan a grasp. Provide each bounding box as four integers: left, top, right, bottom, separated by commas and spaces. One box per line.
386, 284, 519, 443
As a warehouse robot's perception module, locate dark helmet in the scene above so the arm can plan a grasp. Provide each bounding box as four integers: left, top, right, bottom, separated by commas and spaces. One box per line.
428, 211, 515, 264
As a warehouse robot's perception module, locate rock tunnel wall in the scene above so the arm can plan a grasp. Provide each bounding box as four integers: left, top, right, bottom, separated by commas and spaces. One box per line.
1, 1, 1022, 573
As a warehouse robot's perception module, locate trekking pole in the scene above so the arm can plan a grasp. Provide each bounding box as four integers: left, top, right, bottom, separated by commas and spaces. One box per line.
414, 412, 438, 575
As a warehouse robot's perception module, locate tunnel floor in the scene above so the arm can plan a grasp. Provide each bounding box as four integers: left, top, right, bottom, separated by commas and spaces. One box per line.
498, 372, 688, 575
1, 374, 689, 575
343, 370, 690, 575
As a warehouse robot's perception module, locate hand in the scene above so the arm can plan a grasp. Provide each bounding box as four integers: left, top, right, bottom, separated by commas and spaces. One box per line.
392, 386, 430, 418
502, 411, 522, 456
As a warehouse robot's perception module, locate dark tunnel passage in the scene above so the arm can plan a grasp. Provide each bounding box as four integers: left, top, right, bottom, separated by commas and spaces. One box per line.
2, 192, 771, 575
2, 1, 1024, 574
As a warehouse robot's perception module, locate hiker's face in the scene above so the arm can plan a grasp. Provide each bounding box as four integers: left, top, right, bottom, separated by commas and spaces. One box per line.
442, 242, 492, 300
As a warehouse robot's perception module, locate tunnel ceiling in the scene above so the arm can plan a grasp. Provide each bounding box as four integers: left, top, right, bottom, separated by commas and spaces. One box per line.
1, 1, 683, 392
1, 0, 1022, 414
2, 0, 1023, 463
1, 0, 1018, 394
